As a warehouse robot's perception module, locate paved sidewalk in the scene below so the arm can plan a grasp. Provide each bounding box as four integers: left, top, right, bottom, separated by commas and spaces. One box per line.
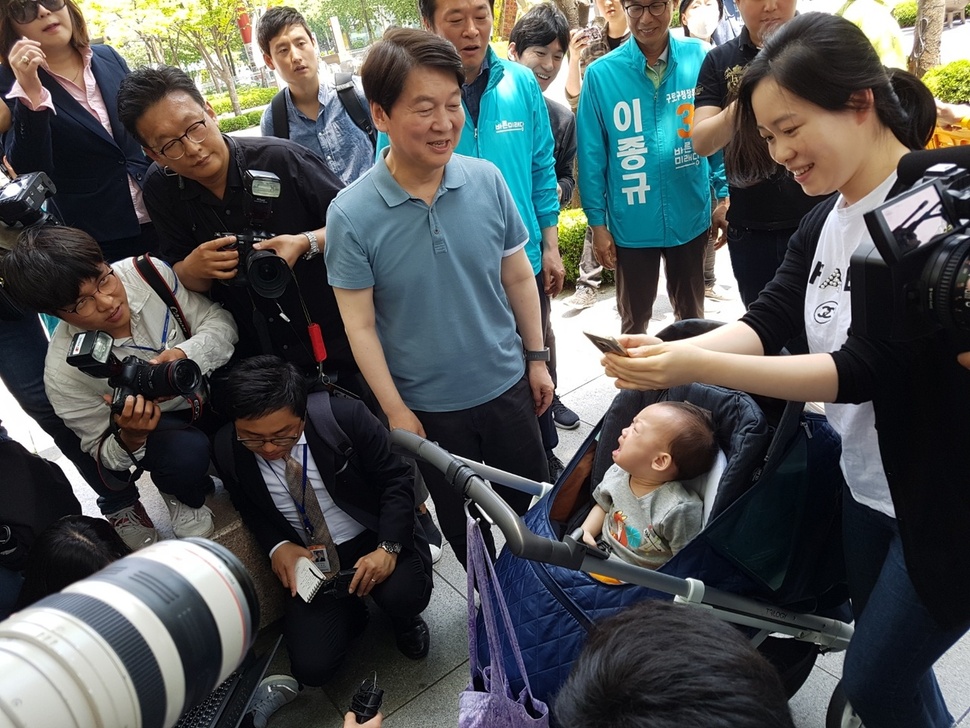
4, 245, 969, 726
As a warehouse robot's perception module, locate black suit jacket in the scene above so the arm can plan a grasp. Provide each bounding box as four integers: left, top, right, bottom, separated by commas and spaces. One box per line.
216, 394, 417, 555
0, 44, 150, 242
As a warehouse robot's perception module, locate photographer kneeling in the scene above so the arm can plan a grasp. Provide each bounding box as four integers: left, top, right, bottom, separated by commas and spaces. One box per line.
0, 226, 238, 550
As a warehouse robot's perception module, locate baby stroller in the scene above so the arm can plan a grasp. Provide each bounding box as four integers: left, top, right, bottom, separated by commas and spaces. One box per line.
392, 322, 855, 714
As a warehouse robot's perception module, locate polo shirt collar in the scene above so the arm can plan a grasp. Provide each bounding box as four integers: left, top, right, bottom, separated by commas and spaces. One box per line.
738, 25, 759, 54
371, 148, 468, 208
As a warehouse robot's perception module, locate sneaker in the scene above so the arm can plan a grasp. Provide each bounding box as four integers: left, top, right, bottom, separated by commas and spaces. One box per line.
248, 674, 299, 728
428, 543, 443, 564
704, 284, 732, 301
160, 493, 215, 539
417, 507, 443, 564
547, 451, 565, 483
551, 396, 580, 430
564, 286, 597, 309
106, 501, 158, 551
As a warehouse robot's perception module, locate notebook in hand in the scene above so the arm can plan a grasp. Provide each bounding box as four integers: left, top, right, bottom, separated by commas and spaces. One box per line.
174, 635, 282, 728
294, 556, 326, 602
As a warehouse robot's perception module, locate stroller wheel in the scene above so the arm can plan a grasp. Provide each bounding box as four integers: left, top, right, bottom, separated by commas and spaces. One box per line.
826, 681, 864, 728
757, 636, 818, 698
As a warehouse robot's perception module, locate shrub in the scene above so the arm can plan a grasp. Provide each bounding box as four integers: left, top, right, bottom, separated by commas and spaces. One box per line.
892, 0, 918, 27
217, 110, 263, 133
922, 59, 970, 104
209, 87, 278, 115
558, 208, 615, 288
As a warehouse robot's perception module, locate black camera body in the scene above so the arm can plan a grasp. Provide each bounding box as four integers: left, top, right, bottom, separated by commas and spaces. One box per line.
66, 330, 203, 414
217, 230, 290, 299
0, 170, 58, 229
217, 169, 291, 299
851, 162, 970, 347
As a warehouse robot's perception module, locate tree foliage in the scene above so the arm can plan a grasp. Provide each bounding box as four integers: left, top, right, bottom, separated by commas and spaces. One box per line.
294, 0, 420, 50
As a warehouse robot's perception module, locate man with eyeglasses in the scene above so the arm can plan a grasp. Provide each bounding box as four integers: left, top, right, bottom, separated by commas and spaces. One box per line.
0, 225, 238, 551
115, 66, 359, 391
214, 355, 433, 694
577, 0, 716, 334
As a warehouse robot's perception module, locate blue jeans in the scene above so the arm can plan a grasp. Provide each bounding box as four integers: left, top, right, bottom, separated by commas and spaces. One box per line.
0, 314, 105, 496
840, 489, 967, 727
726, 225, 797, 308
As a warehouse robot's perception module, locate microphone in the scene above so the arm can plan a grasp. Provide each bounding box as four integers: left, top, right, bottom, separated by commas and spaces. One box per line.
897, 146, 970, 188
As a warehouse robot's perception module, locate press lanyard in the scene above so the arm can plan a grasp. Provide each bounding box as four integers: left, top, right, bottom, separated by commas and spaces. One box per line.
124, 309, 172, 355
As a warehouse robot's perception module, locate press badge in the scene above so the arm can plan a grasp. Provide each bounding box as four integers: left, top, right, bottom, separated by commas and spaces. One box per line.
309, 545, 332, 573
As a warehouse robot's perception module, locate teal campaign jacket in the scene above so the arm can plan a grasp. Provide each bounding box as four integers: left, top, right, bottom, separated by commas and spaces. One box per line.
577, 34, 713, 248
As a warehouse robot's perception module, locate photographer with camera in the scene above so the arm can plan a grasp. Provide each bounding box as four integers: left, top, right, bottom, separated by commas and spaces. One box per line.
1, 225, 238, 551
115, 66, 357, 390
214, 356, 433, 695
599, 14, 969, 728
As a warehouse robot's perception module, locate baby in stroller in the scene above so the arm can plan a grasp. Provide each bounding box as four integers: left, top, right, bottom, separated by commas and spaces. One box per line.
579, 402, 718, 570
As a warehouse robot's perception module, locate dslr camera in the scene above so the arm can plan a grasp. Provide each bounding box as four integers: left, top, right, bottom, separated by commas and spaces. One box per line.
851, 162, 970, 347
66, 330, 203, 415
218, 169, 291, 299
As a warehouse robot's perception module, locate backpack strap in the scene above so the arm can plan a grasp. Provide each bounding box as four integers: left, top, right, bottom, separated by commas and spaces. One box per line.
305, 390, 355, 460
133, 254, 191, 339
214, 424, 238, 484
270, 89, 290, 139
333, 72, 376, 149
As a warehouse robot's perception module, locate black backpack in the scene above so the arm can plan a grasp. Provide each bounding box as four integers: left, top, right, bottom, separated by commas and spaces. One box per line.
269, 72, 376, 148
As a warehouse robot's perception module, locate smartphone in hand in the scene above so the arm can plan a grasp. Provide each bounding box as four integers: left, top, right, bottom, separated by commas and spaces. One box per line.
584, 331, 629, 356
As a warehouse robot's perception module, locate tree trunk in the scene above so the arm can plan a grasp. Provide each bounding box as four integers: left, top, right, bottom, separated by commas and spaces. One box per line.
550, 0, 583, 28
910, 0, 946, 77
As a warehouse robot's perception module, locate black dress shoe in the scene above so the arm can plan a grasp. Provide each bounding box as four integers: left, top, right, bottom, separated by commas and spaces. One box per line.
394, 616, 430, 660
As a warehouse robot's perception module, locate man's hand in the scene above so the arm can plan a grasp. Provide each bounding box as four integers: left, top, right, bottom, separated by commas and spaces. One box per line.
387, 406, 426, 438
344, 712, 383, 727
180, 236, 239, 287
106, 394, 161, 452
254, 233, 311, 269
958, 352, 970, 369
527, 360, 554, 416
542, 245, 566, 297
711, 199, 729, 250
591, 226, 617, 270
349, 548, 397, 597
148, 348, 187, 365
271, 541, 315, 597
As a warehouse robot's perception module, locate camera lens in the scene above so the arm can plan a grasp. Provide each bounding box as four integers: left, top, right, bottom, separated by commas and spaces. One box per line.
247, 250, 291, 299
0, 539, 258, 728
139, 359, 203, 399
925, 234, 970, 333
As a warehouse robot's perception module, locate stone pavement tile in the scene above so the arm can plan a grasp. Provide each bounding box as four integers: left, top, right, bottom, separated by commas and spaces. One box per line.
320, 576, 469, 719
790, 665, 840, 727
383, 663, 468, 727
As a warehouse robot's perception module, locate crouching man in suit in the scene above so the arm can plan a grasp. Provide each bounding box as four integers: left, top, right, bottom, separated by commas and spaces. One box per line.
215, 355, 433, 688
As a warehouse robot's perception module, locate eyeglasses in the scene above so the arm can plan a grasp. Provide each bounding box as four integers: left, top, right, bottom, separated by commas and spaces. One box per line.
623, 0, 670, 17
8, 0, 66, 25
157, 119, 208, 160
236, 420, 305, 449
59, 268, 118, 316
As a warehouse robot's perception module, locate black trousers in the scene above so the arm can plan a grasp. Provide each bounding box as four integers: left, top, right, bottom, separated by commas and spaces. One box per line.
283, 529, 433, 687
414, 376, 547, 568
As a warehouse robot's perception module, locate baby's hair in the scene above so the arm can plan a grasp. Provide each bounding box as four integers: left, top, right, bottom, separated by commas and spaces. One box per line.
660, 401, 717, 480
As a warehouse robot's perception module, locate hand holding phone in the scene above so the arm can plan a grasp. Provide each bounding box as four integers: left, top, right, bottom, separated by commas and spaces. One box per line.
584, 331, 629, 356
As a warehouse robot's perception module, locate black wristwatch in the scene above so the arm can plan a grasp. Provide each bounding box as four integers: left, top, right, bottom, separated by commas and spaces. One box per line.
378, 541, 402, 555
524, 347, 551, 362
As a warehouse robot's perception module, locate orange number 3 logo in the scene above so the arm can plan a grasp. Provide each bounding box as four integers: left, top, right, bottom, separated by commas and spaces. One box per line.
677, 102, 694, 139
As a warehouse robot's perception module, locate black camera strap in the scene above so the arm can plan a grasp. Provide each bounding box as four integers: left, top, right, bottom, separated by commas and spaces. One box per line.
130, 254, 204, 422
133, 254, 192, 338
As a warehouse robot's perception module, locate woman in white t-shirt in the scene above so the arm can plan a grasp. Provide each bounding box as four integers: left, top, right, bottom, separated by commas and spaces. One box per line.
597, 13, 970, 728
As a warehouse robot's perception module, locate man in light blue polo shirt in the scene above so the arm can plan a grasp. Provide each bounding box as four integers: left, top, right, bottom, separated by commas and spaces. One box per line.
325, 28, 552, 567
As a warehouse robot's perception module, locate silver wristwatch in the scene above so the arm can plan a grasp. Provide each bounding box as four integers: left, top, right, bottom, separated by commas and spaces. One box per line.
302, 230, 320, 260
378, 541, 402, 555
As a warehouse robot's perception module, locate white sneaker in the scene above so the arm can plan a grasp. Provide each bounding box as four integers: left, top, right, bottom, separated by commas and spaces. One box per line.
249, 674, 299, 728
429, 543, 443, 564
565, 286, 597, 309
106, 501, 158, 550
704, 284, 732, 301
160, 493, 215, 539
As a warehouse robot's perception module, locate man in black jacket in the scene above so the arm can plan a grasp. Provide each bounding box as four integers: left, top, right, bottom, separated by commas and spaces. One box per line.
215, 356, 432, 690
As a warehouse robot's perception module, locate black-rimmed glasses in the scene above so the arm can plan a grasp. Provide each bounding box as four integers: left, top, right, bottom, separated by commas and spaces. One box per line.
236, 420, 305, 449
623, 0, 670, 17
58, 268, 118, 316
157, 119, 208, 160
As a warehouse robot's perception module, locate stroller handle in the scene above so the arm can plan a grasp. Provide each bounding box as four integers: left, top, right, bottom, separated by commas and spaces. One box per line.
391, 429, 581, 566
